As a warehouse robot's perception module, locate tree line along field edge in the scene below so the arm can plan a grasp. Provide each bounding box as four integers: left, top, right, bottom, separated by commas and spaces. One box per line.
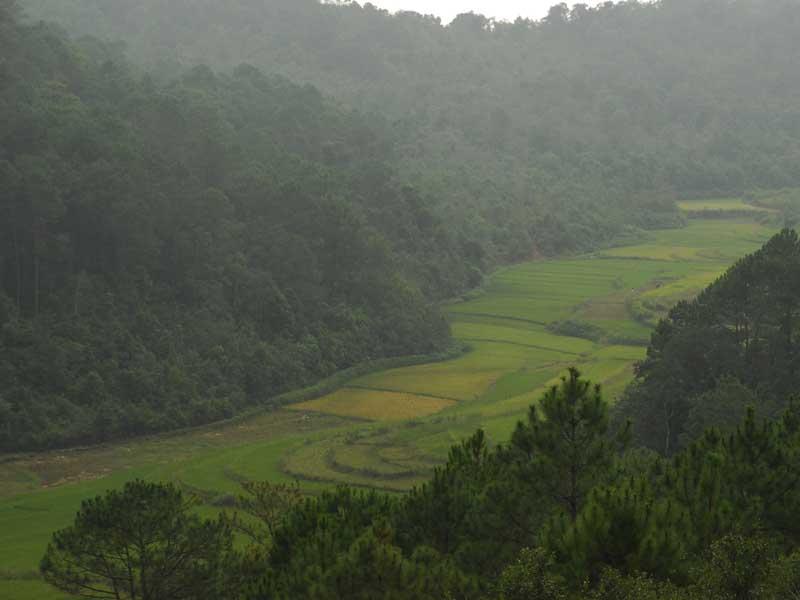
0, 212, 782, 600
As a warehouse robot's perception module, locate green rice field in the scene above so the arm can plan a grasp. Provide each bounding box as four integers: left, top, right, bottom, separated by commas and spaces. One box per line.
0, 209, 778, 599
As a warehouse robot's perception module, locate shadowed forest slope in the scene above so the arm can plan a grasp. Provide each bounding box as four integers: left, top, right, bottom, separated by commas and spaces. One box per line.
1, 2, 456, 450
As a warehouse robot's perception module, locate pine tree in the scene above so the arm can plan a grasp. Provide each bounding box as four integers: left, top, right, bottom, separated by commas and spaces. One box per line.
543, 477, 686, 585
40, 480, 238, 600
508, 368, 629, 522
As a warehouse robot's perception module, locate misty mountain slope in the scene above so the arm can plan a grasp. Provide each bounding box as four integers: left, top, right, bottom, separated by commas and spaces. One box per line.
6, 0, 800, 450
28, 0, 766, 260
0, 3, 461, 450
21, 1, 800, 216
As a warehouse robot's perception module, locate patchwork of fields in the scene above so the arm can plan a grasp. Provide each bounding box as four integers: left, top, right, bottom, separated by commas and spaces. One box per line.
0, 208, 779, 599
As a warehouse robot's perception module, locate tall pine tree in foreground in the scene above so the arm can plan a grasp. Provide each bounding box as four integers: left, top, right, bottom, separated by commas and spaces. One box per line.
509, 368, 630, 522
41, 480, 238, 600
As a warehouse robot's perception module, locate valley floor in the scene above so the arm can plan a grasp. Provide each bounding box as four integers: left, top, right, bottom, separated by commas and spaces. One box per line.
0, 205, 777, 599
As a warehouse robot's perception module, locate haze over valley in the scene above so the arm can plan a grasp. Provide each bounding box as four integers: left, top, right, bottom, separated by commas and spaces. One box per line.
3, 1, 800, 598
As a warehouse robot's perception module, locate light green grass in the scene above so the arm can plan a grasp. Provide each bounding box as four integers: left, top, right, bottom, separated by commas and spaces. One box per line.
291, 387, 456, 421
0, 215, 780, 600
0, 579, 73, 600
353, 341, 566, 401
677, 197, 763, 212
451, 320, 593, 356
0, 412, 347, 597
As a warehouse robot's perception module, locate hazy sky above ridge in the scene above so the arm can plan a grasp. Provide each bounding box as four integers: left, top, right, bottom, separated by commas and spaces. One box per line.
367, 1, 587, 23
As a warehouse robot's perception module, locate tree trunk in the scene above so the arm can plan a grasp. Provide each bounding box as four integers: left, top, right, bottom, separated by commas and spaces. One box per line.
664, 398, 673, 456
73, 271, 83, 317
12, 224, 21, 311
33, 220, 44, 319
33, 252, 40, 319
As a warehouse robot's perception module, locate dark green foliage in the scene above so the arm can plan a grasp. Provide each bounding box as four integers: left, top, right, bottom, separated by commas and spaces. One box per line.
394, 370, 631, 585
587, 569, 694, 600
238, 378, 800, 597
395, 429, 496, 562
680, 376, 768, 449
661, 405, 800, 552
38, 375, 800, 599
761, 550, 800, 598
248, 487, 392, 597
245, 487, 477, 599
510, 368, 630, 521
387, 429, 518, 583
692, 534, 773, 600
543, 478, 686, 585
309, 527, 473, 600
0, 8, 460, 451
232, 480, 302, 544
618, 229, 800, 453
40, 480, 237, 600
496, 548, 568, 600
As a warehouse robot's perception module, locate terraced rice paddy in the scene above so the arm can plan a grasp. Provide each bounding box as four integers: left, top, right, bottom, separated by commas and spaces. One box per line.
0, 208, 779, 599
292, 388, 457, 421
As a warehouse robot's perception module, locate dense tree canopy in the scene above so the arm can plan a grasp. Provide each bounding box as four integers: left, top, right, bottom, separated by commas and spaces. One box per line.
7, 0, 800, 451
0, 7, 461, 450
22, 0, 800, 242
41, 480, 238, 600
54, 370, 796, 599
617, 229, 800, 454
249, 379, 800, 598
19, 1, 800, 597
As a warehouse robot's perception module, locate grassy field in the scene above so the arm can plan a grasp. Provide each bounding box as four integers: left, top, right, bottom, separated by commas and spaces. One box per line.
749, 188, 800, 213
292, 388, 457, 421
0, 213, 777, 599
676, 197, 764, 212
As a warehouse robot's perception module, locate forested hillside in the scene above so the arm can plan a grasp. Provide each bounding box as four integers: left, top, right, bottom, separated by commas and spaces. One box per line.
618, 228, 800, 454
0, 1, 460, 450
5, 0, 800, 453
9, 2, 800, 595
22, 0, 800, 233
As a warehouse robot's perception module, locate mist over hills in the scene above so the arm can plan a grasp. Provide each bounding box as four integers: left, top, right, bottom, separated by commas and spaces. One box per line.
4, 0, 800, 449
8, 2, 800, 599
